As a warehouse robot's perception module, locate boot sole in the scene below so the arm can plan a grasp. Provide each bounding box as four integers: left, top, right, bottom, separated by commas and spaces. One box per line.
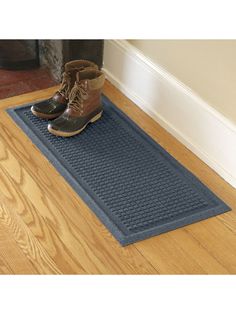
47, 111, 103, 137
31, 107, 63, 120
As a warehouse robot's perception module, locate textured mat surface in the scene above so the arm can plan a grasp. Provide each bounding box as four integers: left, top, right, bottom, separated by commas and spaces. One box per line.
7, 96, 230, 245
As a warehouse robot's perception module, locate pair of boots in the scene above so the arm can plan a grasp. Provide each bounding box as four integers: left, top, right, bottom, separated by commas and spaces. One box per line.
31, 60, 105, 137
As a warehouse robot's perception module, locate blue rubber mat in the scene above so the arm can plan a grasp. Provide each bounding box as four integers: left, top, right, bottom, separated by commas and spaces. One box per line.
7, 95, 230, 245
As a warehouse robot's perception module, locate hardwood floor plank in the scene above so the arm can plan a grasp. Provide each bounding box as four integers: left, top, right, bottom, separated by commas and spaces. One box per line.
0, 220, 38, 274
135, 226, 229, 274
186, 219, 236, 273
217, 211, 236, 235
0, 199, 61, 274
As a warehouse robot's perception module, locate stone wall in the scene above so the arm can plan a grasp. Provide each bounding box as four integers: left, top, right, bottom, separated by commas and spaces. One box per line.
39, 40, 64, 82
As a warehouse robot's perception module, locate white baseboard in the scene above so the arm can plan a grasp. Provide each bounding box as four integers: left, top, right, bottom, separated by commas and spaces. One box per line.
103, 40, 236, 188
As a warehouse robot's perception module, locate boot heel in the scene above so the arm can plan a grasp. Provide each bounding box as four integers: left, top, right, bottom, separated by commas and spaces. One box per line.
90, 111, 103, 123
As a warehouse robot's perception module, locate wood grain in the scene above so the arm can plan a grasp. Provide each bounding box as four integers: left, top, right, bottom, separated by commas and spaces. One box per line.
0, 81, 235, 274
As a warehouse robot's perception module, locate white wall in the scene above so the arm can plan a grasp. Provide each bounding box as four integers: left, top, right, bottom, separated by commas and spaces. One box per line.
129, 40, 236, 125
104, 40, 236, 188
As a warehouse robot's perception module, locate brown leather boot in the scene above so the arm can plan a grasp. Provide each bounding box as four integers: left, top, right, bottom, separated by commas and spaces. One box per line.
31, 60, 98, 119
48, 68, 105, 137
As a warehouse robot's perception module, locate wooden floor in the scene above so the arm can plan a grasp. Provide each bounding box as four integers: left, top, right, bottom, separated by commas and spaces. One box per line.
0, 80, 235, 274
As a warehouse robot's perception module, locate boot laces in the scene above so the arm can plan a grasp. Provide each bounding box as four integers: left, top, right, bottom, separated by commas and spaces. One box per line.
58, 72, 71, 99
68, 82, 87, 113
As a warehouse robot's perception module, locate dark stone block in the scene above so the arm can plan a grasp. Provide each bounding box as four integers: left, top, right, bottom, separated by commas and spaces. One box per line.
0, 40, 39, 70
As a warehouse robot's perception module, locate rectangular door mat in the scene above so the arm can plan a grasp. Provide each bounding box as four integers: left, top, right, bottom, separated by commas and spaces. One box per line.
7, 95, 230, 246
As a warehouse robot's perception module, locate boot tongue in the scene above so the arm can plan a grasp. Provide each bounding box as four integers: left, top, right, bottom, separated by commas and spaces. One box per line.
75, 72, 88, 88
76, 71, 80, 82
